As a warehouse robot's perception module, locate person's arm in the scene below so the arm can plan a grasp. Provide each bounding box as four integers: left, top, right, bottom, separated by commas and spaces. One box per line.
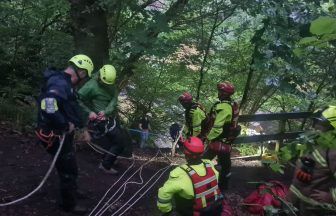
157, 168, 182, 213
191, 107, 206, 137
310, 149, 336, 203
207, 103, 232, 141
103, 87, 118, 116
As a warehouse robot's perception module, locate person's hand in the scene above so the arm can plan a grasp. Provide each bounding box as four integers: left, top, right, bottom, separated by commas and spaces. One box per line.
310, 190, 333, 203
68, 122, 75, 133
97, 111, 106, 121
89, 112, 98, 121
83, 130, 91, 143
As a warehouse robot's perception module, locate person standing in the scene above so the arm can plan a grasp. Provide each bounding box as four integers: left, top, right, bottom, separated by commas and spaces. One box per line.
36, 54, 93, 214
79, 64, 132, 175
178, 92, 206, 138
202, 82, 240, 191
139, 113, 151, 148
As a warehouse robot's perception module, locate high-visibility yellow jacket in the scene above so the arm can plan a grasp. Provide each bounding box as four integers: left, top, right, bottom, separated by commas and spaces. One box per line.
184, 103, 206, 137
206, 102, 232, 141
289, 129, 336, 211
157, 159, 219, 213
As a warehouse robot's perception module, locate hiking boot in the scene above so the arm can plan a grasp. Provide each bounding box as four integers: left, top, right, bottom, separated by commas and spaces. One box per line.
62, 204, 88, 215
99, 163, 119, 175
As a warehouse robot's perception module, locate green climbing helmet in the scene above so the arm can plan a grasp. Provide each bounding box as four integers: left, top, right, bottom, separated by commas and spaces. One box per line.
69, 54, 94, 77
99, 65, 116, 85
313, 105, 336, 129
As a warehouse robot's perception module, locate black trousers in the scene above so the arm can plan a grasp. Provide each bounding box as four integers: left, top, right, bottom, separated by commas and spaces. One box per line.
45, 132, 78, 209
202, 149, 231, 191
94, 123, 132, 170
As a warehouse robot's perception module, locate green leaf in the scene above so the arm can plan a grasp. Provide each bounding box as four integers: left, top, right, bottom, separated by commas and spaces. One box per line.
310, 16, 336, 36
298, 36, 318, 45
321, 33, 336, 41
269, 163, 284, 174
293, 48, 305, 57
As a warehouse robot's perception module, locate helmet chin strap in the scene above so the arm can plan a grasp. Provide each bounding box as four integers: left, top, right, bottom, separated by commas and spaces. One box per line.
71, 66, 84, 84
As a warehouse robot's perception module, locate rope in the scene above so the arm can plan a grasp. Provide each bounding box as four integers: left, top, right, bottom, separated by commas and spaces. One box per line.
93, 152, 159, 216
90, 151, 160, 216
88, 158, 135, 216
128, 129, 170, 138
0, 134, 66, 207
86, 141, 134, 160
111, 165, 172, 216
99, 166, 146, 215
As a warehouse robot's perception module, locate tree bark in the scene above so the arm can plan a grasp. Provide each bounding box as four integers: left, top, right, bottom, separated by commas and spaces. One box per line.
69, 0, 109, 70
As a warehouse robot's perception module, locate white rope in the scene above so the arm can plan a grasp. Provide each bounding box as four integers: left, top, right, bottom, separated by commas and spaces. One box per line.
111, 165, 172, 216
91, 151, 160, 216
0, 134, 66, 207
87, 142, 105, 155
101, 166, 146, 212
88, 159, 135, 216
94, 152, 160, 216
86, 141, 135, 160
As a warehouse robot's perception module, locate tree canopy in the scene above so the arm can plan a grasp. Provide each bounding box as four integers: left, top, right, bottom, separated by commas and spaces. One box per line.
1, 0, 336, 131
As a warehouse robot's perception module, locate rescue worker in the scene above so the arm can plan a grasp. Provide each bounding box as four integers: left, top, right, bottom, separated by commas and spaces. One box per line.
202, 82, 240, 191
78, 64, 132, 175
287, 105, 336, 216
36, 54, 93, 214
157, 137, 232, 216
178, 92, 206, 138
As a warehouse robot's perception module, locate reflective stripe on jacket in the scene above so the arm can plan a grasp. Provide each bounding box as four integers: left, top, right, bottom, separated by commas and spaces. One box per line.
157, 160, 219, 213
289, 130, 336, 211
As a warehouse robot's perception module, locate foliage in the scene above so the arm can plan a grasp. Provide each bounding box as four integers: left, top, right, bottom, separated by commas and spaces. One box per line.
1, 0, 336, 134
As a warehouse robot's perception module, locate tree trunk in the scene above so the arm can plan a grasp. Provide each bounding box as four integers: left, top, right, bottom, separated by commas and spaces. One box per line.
240, 18, 269, 113
69, 0, 109, 70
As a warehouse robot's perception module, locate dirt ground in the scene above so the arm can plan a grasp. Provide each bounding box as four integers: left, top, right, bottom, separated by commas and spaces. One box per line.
0, 123, 294, 216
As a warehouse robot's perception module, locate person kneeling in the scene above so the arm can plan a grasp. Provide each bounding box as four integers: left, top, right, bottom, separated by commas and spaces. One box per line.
157, 137, 232, 216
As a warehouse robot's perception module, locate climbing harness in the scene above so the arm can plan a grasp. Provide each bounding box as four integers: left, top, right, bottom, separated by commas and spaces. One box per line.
35, 129, 61, 149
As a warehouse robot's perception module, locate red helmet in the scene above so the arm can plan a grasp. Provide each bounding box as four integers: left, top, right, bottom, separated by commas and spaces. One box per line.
178, 92, 193, 104
183, 137, 204, 159
217, 82, 235, 95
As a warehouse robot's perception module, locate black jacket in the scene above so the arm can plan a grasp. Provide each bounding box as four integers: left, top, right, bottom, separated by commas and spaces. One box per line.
37, 68, 83, 131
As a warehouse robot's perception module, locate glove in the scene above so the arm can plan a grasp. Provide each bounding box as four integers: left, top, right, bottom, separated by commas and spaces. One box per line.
89, 112, 98, 121
97, 111, 106, 121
